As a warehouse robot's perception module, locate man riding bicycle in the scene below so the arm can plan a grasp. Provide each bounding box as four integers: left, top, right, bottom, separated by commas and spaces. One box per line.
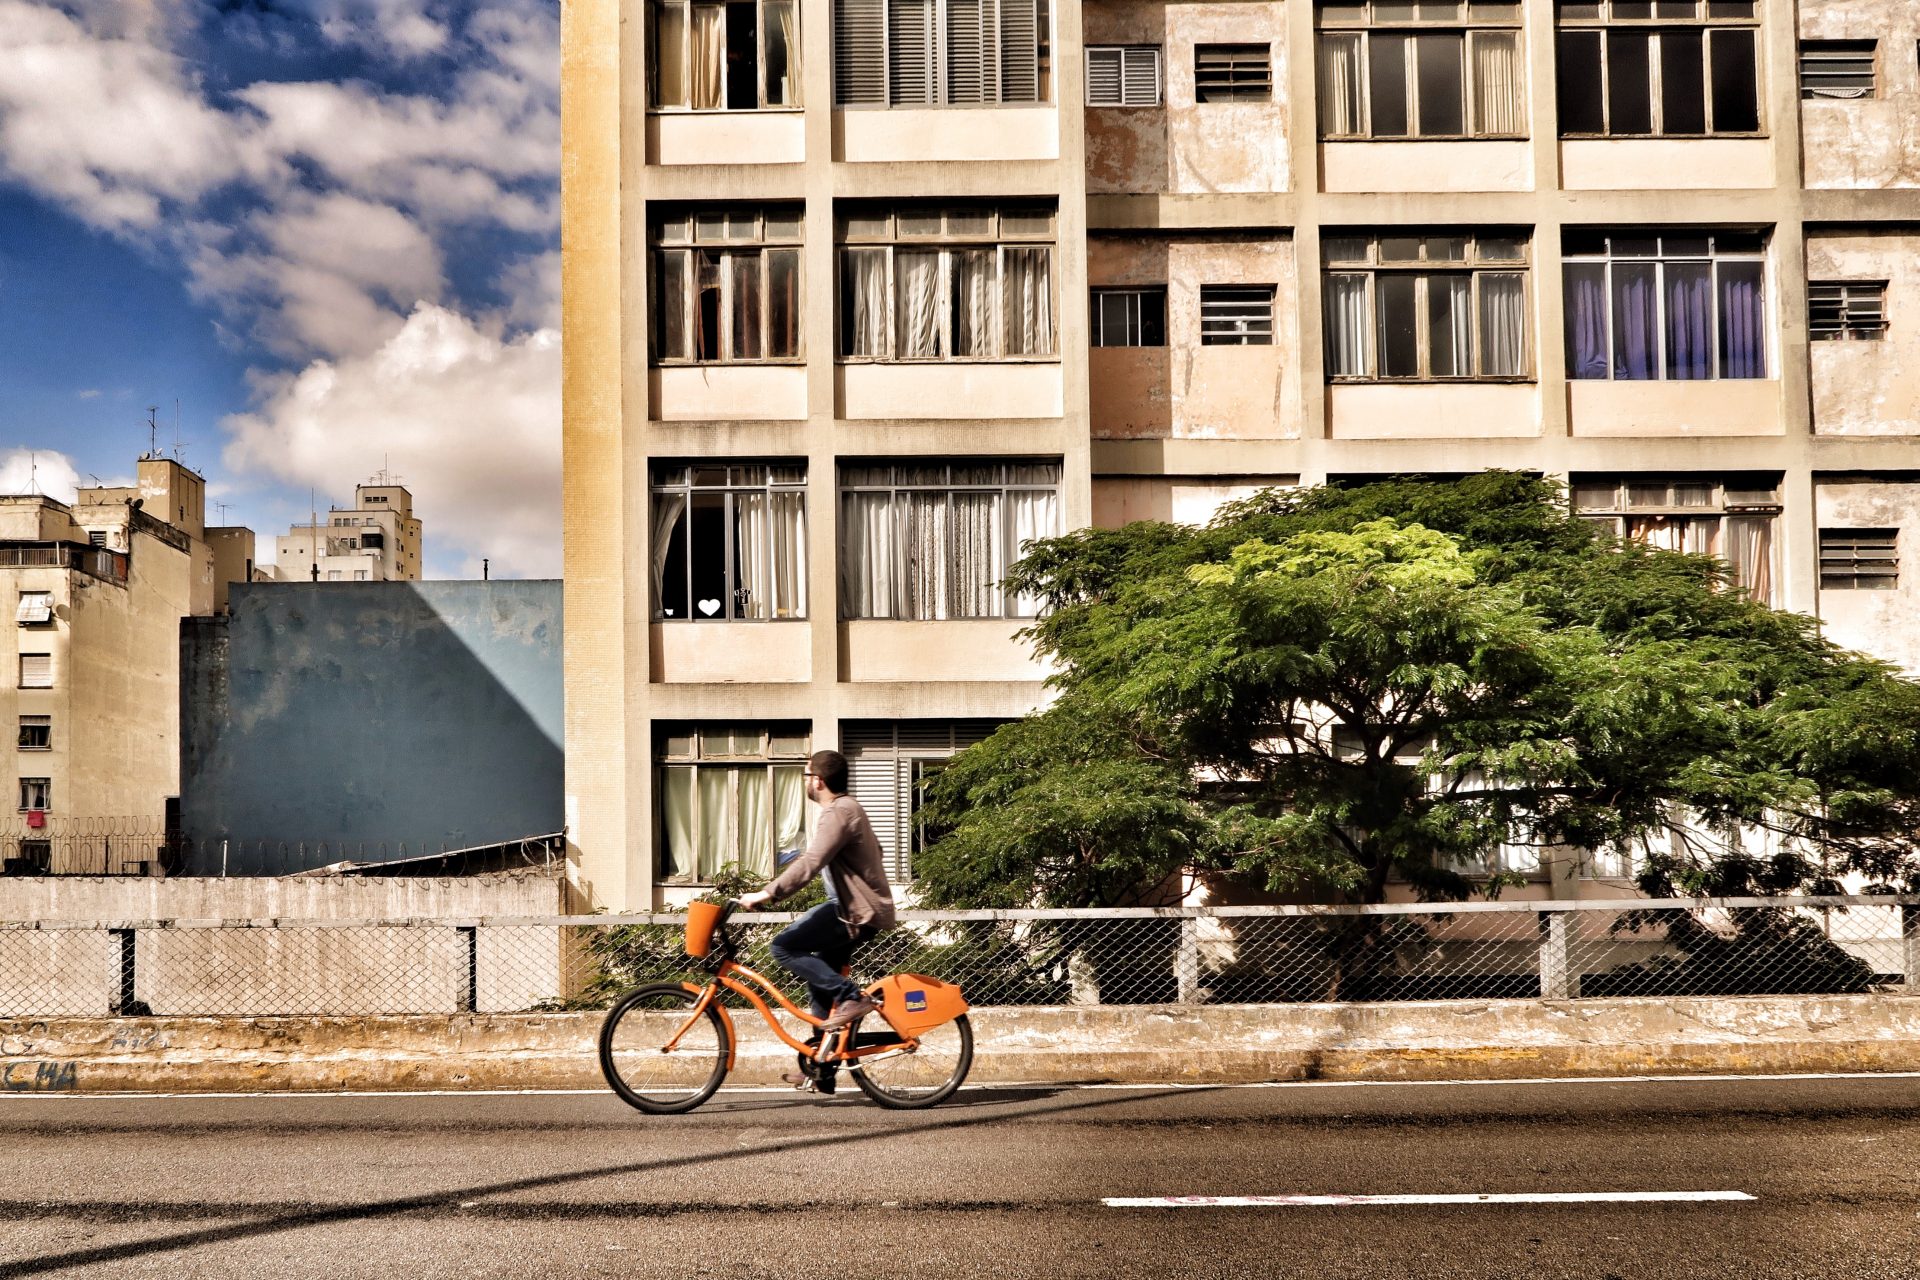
736, 749, 896, 1092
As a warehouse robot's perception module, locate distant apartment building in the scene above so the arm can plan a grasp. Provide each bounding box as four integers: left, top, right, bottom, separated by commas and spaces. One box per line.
0, 457, 233, 873
271, 479, 423, 582
562, 0, 1920, 910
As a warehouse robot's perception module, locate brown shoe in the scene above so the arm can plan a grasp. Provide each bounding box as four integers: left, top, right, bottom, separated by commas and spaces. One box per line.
819, 995, 877, 1031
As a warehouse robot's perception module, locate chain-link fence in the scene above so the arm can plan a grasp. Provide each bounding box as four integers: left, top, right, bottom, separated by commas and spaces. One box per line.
1, 898, 1916, 1019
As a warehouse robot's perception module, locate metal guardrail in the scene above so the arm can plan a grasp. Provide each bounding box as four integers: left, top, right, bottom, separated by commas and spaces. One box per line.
0, 898, 1914, 1019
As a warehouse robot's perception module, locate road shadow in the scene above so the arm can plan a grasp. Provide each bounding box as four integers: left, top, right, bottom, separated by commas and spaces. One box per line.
0, 1085, 1212, 1276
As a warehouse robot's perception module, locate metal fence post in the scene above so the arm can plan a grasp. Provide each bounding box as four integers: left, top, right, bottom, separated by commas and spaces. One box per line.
456, 926, 478, 1014
1538, 909, 1577, 1000
1904, 905, 1920, 996
1175, 917, 1201, 1004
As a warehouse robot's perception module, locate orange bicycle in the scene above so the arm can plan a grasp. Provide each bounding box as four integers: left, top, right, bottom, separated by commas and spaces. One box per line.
598, 900, 973, 1114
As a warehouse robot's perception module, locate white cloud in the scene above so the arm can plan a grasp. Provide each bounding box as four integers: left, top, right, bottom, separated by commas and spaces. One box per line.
497, 250, 559, 331
0, 449, 81, 504
221, 304, 560, 578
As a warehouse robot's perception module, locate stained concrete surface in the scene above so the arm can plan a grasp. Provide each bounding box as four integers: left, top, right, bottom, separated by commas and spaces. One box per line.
0, 1077, 1916, 1278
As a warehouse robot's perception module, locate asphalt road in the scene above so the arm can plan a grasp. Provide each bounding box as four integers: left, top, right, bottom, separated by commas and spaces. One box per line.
1, 1075, 1917, 1279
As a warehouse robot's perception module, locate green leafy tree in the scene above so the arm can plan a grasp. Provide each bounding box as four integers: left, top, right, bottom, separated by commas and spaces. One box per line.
916, 474, 1920, 990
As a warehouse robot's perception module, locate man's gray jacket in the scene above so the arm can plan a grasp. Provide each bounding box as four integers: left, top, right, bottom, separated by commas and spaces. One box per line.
762, 794, 897, 935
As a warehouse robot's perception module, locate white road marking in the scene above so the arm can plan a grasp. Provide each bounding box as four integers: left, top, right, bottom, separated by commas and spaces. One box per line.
1104, 1192, 1757, 1208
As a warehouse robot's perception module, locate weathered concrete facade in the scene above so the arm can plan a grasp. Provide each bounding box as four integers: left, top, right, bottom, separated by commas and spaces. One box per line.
563, 0, 1920, 910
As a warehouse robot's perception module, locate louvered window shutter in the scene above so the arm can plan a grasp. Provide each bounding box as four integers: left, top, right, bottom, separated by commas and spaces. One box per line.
999, 0, 1038, 103
845, 740, 907, 884
835, 0, 887, 104
1085, 46, 1122, 105
1122, 46, 1160, 106
18, 654, 51, 689
888, 0, 936, 104
946, 0, 988, 103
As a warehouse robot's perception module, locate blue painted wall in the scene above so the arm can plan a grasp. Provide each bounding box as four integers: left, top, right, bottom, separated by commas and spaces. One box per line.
179, 581, 563, 872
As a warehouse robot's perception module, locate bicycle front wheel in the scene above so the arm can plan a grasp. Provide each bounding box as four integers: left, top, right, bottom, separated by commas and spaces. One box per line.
850, 1014, 973, 1109
599, 983, 730, 1115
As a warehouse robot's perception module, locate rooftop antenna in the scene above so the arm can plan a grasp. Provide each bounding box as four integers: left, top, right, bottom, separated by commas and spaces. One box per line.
310, 488, 320, 583
27, 452, 38, 495
215, 501, 230, 525
145, 407, 160, 459
173, 399, 185, 463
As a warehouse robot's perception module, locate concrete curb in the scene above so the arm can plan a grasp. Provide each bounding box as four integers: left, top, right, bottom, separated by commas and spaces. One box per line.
4, 993, 1920, 1093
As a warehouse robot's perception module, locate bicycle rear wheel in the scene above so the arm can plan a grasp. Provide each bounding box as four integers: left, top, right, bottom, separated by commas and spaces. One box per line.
599, 983, 730, 1115
850, 1014, 972, 1109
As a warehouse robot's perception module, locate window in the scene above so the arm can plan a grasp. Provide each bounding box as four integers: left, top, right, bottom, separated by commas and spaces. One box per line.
6, 840, 50, 875
87, 531, 106, 548
1199, 285, 1275, 346
1799, 40, 1875, 99
843, 721, 1000, 880
17, 654, 50, 689
15, 592, 51, 625
834, 0, 1051, 106
651, 0, 801, 109
1089, 287, 1167, 347
1562, 230, 1767, 381
653, 208, 803, 363
354, 570, 369, 581
1573, 476, 1780, 604
1820, 528, 1898, 590
1316, 1, 1525, 139
1809, 281, 1887, 341
838, 205, 1056, 360
657, 726, 812, 881
1085, 44, 1161, 105
840, 462, 1061, 619
17, 718, 49, 751
1323, 232, 1530, 379
17, 778, 49, 812
652, 463, 808, 621
1195, 44, 1271, 102
1556, 1, 1761, 137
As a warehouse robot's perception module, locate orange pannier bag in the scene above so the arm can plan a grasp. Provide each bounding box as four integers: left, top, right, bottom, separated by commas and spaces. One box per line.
867, 973, 969, 1038
684, 901, 724, 958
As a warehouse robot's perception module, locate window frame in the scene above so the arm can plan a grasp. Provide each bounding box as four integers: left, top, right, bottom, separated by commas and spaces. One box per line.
1194, 43, 1273, 104
17, 654, 50, 690
1089, 286, 1168, 347
841, 720, 1002, 882
833, 0, 1053, 107
1314, 2, 1527, 141
17, 777, 50, 813
1572, 474, 1782, 603
16, 717, 49, 752
650, 462, 810, 622
1199, 284, 1276, 346
1322, 232, 1534, 382
1819, 528, 1899, 589
1808, 280, 1887, 341
655, 725, 813, 884
1561, 229, 1771, 382
649, 0, 804, 111
1798, 38, 1876, 100
652, 207, 805, 365
836, 205, 1058, 362
14, 591, 52, 626
1555, 0, 1765, 139
1084, 44, 1162, 106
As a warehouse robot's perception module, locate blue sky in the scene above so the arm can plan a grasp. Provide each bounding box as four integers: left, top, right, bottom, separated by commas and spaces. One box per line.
0, 0, 561, 577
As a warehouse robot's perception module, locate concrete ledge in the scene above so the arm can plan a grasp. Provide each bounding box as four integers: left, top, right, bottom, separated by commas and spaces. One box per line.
5, 995, 1920, 1093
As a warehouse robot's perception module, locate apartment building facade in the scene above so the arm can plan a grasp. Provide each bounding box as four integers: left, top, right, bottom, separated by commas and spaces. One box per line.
562, 0, 1920, 910
271, 480, 423, 582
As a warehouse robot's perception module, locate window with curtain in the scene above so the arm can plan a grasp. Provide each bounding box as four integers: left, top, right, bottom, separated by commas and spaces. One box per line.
658, 726, 813, 882
1322, 231, 1530, 379
1315, 1, 1525, 139
839, 461, 1061, 619
1556, 0, 1761, 137
17, 778, 50, 812
653, 207, 803, 363
837, 205, 1056, 360
651, 0, 802, 110
652, 463, 808, 621
1572, 476, 1780, 604
1090, 287, 1167, 346
1562, 230, 1768, 381
833, 0, 1051, 105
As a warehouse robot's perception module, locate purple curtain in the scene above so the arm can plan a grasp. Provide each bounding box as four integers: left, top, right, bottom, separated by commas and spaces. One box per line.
1610, 262, 1658, 380
1718, 262, 1766, 379
1663, 262, 1712, 380
1563, 264, 1609, 380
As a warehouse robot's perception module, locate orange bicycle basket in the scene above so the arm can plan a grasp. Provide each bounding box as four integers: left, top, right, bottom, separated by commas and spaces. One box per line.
868, 974, 969, 1037
684, 901, 724, 958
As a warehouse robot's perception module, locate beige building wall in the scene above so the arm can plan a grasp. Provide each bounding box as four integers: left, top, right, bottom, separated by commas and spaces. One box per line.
1800, 0, 1920, 189
270, 482, 422, 582
1807, 228, 1920, 436
1816, 478, 1920, 674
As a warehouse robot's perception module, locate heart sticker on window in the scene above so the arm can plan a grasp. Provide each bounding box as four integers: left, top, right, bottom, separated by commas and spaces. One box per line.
697, 598, 721, 616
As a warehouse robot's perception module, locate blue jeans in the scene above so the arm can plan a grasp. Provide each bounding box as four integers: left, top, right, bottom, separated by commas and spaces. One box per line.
770, 902, 873, 1019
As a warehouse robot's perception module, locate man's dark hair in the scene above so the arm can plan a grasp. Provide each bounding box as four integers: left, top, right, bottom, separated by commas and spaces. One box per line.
809, 749, 848, 795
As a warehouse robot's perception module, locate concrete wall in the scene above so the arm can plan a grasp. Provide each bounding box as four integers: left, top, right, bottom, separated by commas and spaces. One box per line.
1807, 228, 1920, 436
1816, 477, 1920, 674
1801, 0, 1920, 189
178, 581, 564, 870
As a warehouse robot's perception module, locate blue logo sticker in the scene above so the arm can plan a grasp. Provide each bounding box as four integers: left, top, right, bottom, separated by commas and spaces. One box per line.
904, 990, 928, 1012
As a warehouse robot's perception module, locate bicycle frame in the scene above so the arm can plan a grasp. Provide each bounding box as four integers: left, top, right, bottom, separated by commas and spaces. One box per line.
664, 958, 919, 1065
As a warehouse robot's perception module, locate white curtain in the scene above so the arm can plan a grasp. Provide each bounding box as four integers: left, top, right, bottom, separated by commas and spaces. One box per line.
1477, 272, 1527, 376
735, 769, 772, 877
1470, 31, 1522, 135
950, 490, 1001, 617
1726, 516, 1774, 604
770, 491, 807, 618
904, 491, 950, 619
1323, 273, 1370, 376
840, 489, 896, 617
661, 768, 694, 878
734, 491, 770, 619
1003, 246, 1054, 355
952, 249, 994, 356
1432, 274, 1473, 377
842, 248, 889, 357
690, 3, 725, 108
897, 251, 944, 357
1008, 480, 1059, 616
650, 491, 688, 616
768, 0, 800, 105
1317, 34, 1362, 135
773, 765, 807, 858
655, 2, 689, 106
696, 768, 728, 879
